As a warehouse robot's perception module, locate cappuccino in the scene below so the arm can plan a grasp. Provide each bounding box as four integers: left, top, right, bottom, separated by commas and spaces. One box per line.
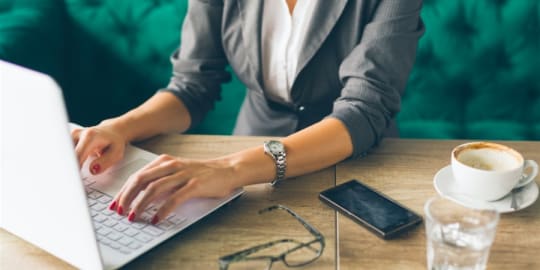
457, 148, 520, 171
451, 142, 538, 201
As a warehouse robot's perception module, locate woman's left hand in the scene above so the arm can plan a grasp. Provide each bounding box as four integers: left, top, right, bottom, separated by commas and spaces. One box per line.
109, 154, 240, 224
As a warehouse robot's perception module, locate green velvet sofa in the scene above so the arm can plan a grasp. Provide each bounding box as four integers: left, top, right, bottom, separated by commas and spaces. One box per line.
1, 0, 539, 140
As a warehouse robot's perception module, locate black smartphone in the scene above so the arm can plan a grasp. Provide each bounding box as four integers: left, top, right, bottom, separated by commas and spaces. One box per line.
319, 179, 422, 239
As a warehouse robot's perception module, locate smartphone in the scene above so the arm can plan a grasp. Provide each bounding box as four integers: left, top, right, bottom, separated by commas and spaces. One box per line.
319, 179, 422, 239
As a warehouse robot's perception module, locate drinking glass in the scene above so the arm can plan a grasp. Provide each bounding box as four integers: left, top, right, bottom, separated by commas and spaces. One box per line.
424, 197, 499, 270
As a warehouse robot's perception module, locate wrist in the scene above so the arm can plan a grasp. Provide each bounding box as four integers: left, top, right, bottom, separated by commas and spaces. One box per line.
221, 147, 277, 187
99, 117, 135, 143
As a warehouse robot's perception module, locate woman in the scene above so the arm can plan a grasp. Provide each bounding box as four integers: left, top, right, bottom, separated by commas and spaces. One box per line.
73, 0, 424, 224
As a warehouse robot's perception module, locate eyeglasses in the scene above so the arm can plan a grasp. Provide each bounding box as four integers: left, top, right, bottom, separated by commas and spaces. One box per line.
218, 205, 325, 270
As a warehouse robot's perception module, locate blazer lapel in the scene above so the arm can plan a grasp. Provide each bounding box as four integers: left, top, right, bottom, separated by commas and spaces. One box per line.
294, 0, 348, 81
237, 0, 264, 91
236, 0, 347, 92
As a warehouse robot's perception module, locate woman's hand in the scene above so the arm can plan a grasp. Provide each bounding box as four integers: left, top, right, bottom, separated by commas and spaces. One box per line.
109, 154, 240, 224
71, 123, 127, 175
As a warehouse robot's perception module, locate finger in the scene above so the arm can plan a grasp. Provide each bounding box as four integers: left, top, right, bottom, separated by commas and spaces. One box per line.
116, 159, 180, 215
128, 173, 188, 222
71, 128, 82, 146
89, 143, 125, 175
139, 154, 177, 173
152, 181, 198, 225
75, 129, 106, 168
110, 154, 176, 211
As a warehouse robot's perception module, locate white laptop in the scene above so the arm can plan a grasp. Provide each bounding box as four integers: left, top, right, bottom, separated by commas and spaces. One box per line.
0, 60, 244, 269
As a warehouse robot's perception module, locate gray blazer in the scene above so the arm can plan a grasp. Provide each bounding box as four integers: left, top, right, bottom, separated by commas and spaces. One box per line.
163, 0, 424, 158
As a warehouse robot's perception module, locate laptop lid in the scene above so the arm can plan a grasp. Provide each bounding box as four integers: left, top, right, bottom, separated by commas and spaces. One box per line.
1, 60, 245, 270
0, 60, 103, 269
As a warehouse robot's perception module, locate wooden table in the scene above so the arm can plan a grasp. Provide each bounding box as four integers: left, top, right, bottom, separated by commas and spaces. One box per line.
1, 134, 337, 270
336, 139, 540, 270
1, 135, 539, 269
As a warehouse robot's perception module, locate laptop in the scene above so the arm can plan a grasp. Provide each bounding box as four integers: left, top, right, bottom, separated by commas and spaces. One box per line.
0, 60, 244, 269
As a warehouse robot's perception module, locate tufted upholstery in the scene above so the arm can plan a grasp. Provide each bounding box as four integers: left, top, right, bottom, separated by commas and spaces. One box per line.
399, 0, 540, 140
0, 0, 245, 134
0, 0, 539, 139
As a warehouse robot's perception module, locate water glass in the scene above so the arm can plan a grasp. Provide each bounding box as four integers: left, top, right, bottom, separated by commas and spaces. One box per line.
424, 197, 499, 270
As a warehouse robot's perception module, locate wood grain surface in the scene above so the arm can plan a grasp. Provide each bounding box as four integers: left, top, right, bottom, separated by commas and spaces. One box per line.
336, 139, 540, 270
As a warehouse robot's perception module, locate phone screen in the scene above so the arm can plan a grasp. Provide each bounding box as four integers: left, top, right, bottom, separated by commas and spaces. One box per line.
320, 179, 422, 238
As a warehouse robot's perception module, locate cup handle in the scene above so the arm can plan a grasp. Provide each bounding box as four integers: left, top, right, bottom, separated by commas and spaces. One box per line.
516, 160, 539, 188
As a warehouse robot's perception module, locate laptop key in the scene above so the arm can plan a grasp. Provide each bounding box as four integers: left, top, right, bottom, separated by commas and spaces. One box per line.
110, 214, 124, 220
124, 228, 139, 237
128, 242, 142, 250
113, 223, 129, 232
94, 214, 107, 223
119, 237, 134, 246
88, 191, 103, 200
132, 222, 147, 230
99, 238, 112, 246
142, 226, 164, 237
90, 209, 99, 217
97, 227, 112, 236
157, 220, 175, 231
103, 219, 118, 227
134, 233, 152, 243
108, 242, 121, 250
119, 247, 132, 254
107, 232, 122, 241
93, 223, 103, 231
98, 195, 112, 204
91, 203, 107, 212
168, 216, 187, 225
101, 208, 115, 216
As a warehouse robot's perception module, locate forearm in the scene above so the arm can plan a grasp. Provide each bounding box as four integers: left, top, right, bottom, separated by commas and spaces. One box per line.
100, 91, 191, 142
223, 118, 353, 187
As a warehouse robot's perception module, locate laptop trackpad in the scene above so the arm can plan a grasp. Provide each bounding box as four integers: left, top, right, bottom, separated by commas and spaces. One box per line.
86, 158, 150, 196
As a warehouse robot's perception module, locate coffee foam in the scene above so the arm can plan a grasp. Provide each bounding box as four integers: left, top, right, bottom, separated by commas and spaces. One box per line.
457, 148, 521, 171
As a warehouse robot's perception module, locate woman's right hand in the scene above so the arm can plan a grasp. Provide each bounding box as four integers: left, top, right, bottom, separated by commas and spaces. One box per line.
71, 123, 127, 175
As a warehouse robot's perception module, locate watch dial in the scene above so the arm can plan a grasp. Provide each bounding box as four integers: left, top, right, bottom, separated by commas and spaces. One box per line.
270, 141, 283, 152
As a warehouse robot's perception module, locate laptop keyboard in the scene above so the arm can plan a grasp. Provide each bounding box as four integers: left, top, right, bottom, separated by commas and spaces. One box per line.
85, 186, 187, 255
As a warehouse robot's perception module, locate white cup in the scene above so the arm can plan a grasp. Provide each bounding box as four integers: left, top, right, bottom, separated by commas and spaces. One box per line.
451, 142, 538, 201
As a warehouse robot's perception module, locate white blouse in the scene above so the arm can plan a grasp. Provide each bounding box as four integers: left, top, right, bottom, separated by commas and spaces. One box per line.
261, 0, 317, 103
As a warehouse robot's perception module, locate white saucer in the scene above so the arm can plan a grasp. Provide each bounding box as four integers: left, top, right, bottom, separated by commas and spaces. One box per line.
433, 165, 539, 213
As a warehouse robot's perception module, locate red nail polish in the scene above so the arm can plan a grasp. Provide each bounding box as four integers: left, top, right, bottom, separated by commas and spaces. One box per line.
109, 200, 117, 211
117, 206, 124, 215
91, 164, 101, 175
151, 215, 159, 225
128, 212, 136, 222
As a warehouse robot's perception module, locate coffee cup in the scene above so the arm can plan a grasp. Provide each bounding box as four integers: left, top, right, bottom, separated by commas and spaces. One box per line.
451, 142, 538, 201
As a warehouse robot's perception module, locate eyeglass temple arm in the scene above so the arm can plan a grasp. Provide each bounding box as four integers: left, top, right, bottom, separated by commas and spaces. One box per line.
259, 205, 324, 239
219, 238, 305, 262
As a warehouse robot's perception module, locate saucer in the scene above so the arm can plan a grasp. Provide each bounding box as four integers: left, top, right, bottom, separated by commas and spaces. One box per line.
433, 165, 539, 213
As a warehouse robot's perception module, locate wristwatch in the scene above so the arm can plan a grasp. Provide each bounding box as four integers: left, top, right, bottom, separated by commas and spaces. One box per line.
263, 140, 287, 186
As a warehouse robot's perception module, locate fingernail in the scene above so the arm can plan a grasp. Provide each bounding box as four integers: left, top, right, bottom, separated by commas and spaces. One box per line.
151, 215, 159, 225
109, 200, 117, 211
91, 164, 101, 175
117, 206, 124, 215
128, 212, 136, 222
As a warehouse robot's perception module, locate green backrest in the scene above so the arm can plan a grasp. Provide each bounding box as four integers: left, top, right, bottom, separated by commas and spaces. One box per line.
399, 0, 540, 140
0, 0, 245, 135
1, 0, 539, 139
62, 0, 246, 134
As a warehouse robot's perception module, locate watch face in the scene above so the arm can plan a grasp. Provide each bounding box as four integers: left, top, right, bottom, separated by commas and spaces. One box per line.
268, 141, 284, 153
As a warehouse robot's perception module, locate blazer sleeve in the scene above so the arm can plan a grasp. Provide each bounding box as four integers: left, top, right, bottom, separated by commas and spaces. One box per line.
159, 0, 231, 129
329, 0, 425, 158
